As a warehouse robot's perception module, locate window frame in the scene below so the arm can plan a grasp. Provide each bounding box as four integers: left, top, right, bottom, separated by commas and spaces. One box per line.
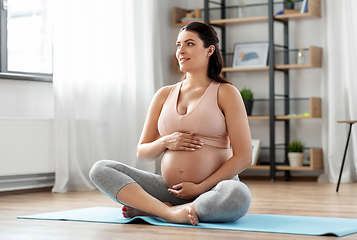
0, 0, 53, 82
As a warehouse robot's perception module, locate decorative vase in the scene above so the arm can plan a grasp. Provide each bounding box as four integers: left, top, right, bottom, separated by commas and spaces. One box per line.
238, 0, 245, 18
243, 100, 254, 116
297, 50, 304, 64
288, 152, 304, 167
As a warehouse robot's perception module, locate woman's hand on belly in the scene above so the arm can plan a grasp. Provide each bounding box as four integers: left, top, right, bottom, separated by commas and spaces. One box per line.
161, 145, 231, 188
168, 182, 203, 200
163, 132, 203, 152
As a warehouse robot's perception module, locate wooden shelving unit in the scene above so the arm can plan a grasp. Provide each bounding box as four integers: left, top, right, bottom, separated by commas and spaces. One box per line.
275, 46, 322, 69
222, 66, 269, 72
275, 0, 321, 20
176, 45, 321, 74
173, 7, 190, 27
210, 16, 269, 26
172, 0, 323, 179
247, 97, 321, 120
173, 0, 320, 27
249, 148, 323, 170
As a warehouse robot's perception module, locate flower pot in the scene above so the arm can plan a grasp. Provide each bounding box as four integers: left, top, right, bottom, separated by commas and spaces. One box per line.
288, 152, 304, 167
285, 2, 295, 9
243, 100, 254, 116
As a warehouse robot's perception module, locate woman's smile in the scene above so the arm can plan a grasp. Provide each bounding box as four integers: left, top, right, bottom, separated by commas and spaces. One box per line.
179, 57, 190, 63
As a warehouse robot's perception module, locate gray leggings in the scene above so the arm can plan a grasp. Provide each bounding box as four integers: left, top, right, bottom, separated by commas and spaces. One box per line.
89, 160, 251, 222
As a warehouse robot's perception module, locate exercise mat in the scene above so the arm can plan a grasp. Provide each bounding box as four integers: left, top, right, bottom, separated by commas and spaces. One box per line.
18, 207, 357, 237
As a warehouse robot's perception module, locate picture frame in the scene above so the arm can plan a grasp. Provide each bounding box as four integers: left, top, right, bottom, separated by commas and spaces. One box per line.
232, 42, 269, 68
251, 139, 261, 165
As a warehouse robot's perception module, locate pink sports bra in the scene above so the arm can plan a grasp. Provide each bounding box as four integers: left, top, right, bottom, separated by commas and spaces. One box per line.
158, 81, 230, 149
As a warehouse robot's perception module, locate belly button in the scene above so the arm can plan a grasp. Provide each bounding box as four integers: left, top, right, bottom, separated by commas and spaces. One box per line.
180, 169, 184, 174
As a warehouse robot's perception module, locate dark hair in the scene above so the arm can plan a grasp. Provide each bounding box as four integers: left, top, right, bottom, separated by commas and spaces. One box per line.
180, 22, 231, 84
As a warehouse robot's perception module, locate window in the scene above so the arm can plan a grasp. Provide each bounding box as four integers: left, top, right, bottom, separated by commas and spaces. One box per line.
0, 0, 53, 81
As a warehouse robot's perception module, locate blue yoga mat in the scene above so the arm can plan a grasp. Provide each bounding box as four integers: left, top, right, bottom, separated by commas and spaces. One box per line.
18, 207, 357, 237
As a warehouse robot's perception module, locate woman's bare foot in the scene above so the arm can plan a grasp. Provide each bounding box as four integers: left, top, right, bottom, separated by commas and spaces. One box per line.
167, 205, 199, 226
122, 202, 199, 226
122, 202, 172, 219
122, 205, 152, 218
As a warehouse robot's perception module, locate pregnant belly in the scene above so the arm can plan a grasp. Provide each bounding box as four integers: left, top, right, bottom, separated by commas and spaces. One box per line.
161, 145, 231, 188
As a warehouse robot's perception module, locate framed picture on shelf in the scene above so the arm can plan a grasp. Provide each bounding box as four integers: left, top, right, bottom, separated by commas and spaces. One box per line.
251, 139, 261, 165
232, 42, 269, 68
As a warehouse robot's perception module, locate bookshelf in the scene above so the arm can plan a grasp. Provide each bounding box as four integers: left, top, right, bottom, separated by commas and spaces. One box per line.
172, 0, 323, 180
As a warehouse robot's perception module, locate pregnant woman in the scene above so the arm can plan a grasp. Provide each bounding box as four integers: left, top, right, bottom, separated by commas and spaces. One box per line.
89, 22, 252, 226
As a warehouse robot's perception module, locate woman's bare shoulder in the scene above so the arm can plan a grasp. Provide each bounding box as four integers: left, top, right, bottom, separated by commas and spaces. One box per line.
156, 84, 174, 96
218, 83, 241, 102
155, 84, 175, 100
151, 83, 177, 107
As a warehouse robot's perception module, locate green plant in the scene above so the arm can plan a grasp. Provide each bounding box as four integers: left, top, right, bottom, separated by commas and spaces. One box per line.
240, 88, 254, 101
286, 0, 294, 3
288, 140, 304, 152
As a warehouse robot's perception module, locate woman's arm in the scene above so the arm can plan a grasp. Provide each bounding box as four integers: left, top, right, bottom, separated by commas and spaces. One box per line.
137, 86, 203, 162
168, 83, 252, 199
198, 83, 252, 191
136, 86, 170, 162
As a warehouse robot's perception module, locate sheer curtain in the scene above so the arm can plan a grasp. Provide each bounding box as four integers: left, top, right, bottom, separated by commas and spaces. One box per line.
52, 0, 163, 192
319, 0, 357, 183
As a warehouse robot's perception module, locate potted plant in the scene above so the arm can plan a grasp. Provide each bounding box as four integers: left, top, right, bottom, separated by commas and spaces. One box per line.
285, 0, 295, 9
240, 88, 254, 116
288, 139, 305, 167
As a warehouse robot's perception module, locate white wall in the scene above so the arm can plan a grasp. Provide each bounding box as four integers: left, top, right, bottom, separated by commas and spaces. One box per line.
154, 1, 190, 88
0, 79, 54, 119
0, 79, 54, 189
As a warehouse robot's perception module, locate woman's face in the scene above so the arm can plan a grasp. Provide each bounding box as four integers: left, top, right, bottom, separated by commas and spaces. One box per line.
176, 30, 214, 73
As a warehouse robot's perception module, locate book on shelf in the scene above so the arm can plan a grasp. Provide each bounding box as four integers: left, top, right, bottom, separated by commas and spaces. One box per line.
300, 0, 308, 13
181, 18, 204, 24
251, 139, 261, 166
275, 9, 300, 15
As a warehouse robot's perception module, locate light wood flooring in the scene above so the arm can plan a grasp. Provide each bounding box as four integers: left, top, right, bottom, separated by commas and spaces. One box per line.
1, 180, 357, 240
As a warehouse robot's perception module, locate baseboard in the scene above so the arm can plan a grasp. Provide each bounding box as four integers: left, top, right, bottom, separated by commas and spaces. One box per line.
0, 173, 55, 193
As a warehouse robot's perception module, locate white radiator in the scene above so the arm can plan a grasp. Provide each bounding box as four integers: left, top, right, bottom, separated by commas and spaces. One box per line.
0, 119, 55, 192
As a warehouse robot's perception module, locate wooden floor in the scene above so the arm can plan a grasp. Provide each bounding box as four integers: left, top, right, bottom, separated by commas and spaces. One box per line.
1, 180, 357, 240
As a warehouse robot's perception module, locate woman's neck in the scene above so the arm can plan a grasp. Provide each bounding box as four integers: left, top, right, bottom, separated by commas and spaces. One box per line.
184, 72, 211, 88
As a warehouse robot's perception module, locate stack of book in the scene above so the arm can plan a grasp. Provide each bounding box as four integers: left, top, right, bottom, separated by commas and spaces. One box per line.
275, 0, 309, 15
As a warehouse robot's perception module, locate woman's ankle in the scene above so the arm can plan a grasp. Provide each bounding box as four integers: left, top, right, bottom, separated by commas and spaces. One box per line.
164, 205, 198, 226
